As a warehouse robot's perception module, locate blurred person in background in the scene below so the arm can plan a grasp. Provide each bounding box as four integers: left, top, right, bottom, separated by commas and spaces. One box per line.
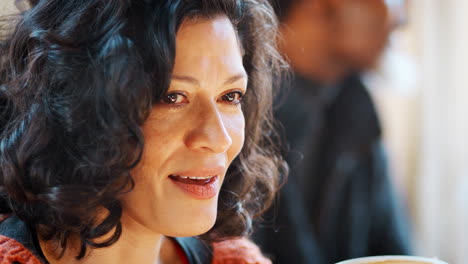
252, 0, 412, 263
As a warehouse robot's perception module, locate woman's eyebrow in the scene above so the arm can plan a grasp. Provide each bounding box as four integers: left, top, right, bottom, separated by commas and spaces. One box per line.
172, 75, 199, 85
171, 73, 247, 86
223, 73, 248, 85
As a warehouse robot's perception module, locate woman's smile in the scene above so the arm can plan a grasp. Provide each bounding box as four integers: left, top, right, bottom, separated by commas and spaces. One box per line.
168, 166, 225, 199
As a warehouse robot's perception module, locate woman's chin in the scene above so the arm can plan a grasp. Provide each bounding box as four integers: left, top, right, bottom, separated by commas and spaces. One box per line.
189, 219, 216, 236
165, 216, 217, 237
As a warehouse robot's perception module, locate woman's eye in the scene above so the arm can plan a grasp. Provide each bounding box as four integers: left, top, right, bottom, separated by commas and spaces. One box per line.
161, 93, 188, 105
220, 91, 244, 104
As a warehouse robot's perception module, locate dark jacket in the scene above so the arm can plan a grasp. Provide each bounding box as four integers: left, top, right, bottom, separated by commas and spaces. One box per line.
253, 74, 412, 264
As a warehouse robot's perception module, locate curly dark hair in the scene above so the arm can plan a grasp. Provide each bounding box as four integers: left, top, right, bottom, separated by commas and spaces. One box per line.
0, 0, 287, 259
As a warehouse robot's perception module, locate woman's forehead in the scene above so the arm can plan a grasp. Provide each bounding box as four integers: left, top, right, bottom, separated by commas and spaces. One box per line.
176, 16, 238, 48
173, 16, 244, 77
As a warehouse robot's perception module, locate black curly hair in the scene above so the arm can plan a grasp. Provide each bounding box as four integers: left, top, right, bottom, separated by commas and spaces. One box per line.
0, 0, 287, 259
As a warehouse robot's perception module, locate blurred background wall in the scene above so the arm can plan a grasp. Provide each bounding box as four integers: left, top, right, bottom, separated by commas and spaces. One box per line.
0, 1, 16, 16
368, 0, 468, 263
0, 0, 467, 263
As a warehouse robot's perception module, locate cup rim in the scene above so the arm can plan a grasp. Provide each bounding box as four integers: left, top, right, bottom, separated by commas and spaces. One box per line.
335, 255, 448, 264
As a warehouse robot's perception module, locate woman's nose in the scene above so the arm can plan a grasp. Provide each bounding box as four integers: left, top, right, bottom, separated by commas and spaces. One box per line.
184, 102, 232, 154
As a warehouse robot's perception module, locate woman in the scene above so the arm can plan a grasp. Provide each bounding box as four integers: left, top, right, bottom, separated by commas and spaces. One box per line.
0, 0, 286, 263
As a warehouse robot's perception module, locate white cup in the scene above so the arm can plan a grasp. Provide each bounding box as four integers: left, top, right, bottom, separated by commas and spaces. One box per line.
335, 255, 449, 264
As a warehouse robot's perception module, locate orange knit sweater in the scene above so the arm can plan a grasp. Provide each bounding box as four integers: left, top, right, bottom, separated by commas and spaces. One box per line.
0, 235, 42, 264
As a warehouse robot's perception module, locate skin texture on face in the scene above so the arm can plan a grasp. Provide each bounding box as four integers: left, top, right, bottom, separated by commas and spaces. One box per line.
121, 16, 247, 238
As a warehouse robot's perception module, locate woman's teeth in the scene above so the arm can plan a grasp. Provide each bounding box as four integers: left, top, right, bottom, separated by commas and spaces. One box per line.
171, 175, 214, 180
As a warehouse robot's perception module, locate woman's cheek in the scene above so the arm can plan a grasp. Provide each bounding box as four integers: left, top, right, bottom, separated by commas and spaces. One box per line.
225, 111, 245, 161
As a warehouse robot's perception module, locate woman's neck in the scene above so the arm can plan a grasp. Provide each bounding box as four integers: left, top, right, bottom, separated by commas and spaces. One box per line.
39, 214, 181, 264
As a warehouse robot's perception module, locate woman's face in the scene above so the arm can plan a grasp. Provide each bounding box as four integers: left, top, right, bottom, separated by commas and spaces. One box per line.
121, 16, 246, 237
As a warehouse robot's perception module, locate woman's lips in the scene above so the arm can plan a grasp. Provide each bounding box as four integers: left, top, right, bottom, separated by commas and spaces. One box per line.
169, 175, 219, 200
168, 166, 224, 199
169, 175, 214, 185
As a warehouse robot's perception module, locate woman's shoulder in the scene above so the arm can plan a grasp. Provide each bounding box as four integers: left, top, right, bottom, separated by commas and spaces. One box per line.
211, 237, 272, 264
